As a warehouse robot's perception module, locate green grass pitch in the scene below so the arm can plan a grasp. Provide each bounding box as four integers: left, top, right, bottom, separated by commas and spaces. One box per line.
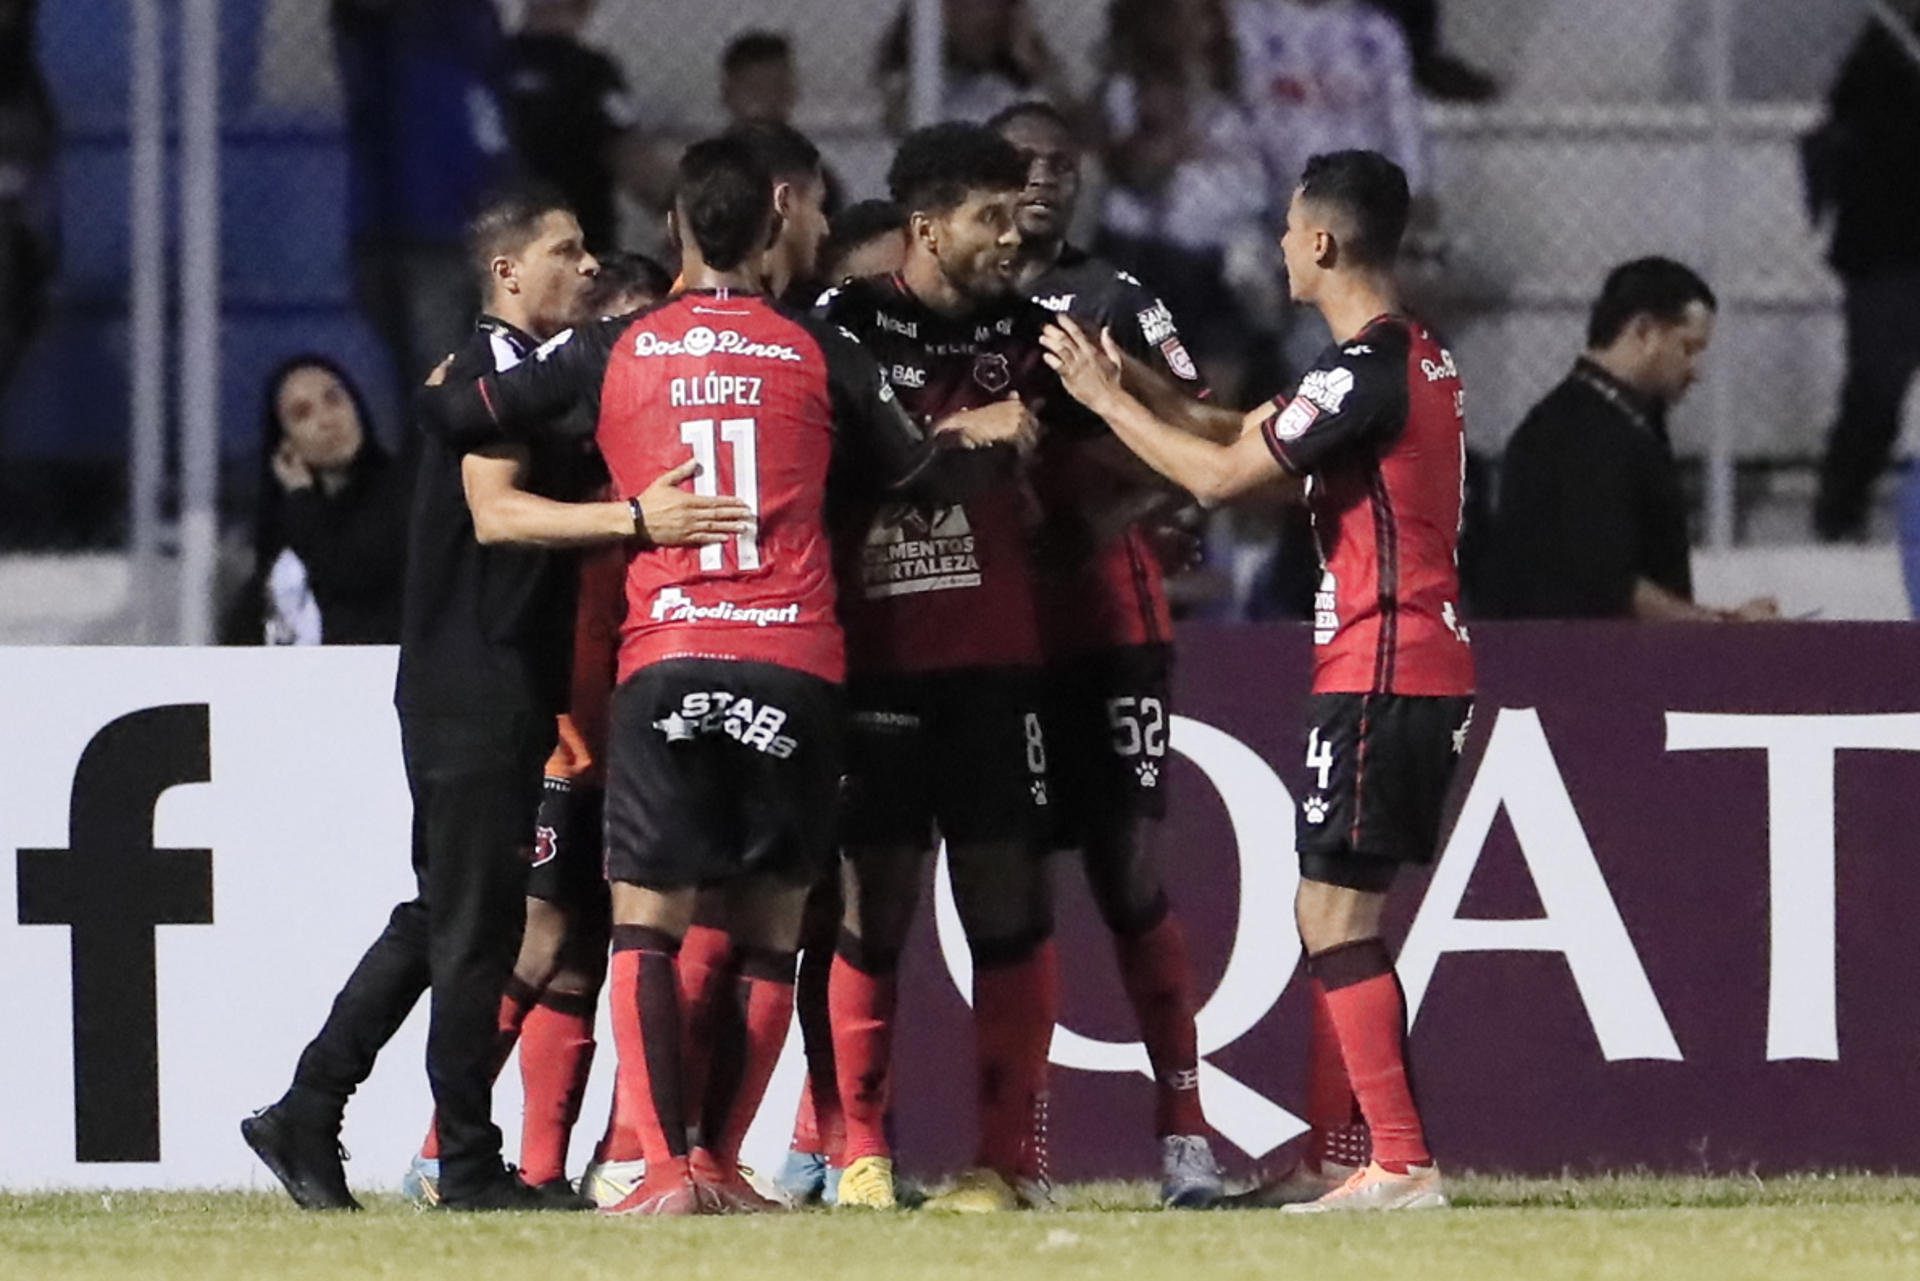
3, 1177, 1918, 1281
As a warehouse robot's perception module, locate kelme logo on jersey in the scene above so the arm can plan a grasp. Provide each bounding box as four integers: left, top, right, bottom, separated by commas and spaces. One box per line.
862, 504, 981, 598
633, 327, 804, 363
649, 587, 800, 627
1299, 366, 1356, 413
653, 692, 798, 758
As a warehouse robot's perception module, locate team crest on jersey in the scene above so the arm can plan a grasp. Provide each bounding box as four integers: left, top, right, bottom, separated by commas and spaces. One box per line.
1161, 337, 1199, 382
1274, 396, 1319, 441
972, 352, 1012, 394
862, 504, 981, 598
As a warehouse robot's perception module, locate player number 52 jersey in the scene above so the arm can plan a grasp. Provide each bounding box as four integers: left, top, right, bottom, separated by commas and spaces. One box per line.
1260, 315, 1473, 697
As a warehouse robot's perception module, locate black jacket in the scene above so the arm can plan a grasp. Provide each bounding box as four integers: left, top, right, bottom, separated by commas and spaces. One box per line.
1489, 360, 1692, 619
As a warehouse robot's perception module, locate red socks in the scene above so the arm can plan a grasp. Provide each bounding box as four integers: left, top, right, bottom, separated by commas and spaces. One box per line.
676, 923, 734, 1142
1114, 908, 1205, 1138
518, 989, 597, 1186
829, 932, 899, 1164
607, 926, 689, 1169
420, 976, 538, 1161
703, 949, 797, 1167
1313, 939, 1429, 1172
972, 936, 1058, 1181
1305, 978, 1371, 1170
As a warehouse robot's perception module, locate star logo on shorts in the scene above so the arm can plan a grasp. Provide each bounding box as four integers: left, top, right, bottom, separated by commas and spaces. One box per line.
1451, 708, 1475, 756
653, 711, 696, 742
1302, 795, 1330, 825
1030, 779, 1049, 807
1136, 760, 1160, 788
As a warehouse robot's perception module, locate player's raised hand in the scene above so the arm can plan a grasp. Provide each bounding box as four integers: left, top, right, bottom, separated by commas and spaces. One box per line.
1042, 316, 1125, 412
633, 459, 755, 548
935, 395, 1039, 454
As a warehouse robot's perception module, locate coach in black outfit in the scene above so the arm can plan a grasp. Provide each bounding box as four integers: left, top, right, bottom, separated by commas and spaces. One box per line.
243, 185, 750, 1212
1490, 258, 1776, 623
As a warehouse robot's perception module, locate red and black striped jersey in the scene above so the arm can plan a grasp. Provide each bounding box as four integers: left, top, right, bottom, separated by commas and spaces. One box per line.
1024, 246, 1201, 657
1260, 314, 1474, 696
816, 273, 1100, 675
427, 290, 942, 687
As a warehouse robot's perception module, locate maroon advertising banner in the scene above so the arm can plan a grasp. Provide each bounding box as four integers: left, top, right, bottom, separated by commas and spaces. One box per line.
887, 622, 1920, 1179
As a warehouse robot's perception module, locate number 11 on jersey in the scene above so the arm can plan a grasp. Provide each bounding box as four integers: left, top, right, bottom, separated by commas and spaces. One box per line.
681, 417, 761, 572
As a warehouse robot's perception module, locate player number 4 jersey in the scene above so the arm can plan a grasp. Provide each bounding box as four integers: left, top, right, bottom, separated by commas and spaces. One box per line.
1261, 315, 1474, 697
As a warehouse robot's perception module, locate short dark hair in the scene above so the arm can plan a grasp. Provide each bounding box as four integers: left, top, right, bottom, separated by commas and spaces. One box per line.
584, 252, 673, 315
820, 199, 908, 280
887, 122, 1028, 215
1297, 150, 1411, 270
467, 180, 575, 280
675, 137, 774, 272
722, 119, 822, 186
1586, 257, 1718, 349
986, 99, 1074, 137
723, 30, 790, 76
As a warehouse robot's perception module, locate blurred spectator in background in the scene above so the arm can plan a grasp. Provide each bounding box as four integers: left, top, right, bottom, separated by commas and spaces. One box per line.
500, 0, 652, 253
720, 32, 845, 215
333, 0, 514, 398
877, 0, 1079, 134
0, 0, 56, 411
224, 356, 411, 646
581, 251, 670, 318
1231, 0, 1429, 212
1097, 0, 1266, 404
1807, 0, 1920, 542
722, 29, 799, 125
1366, 0, 1498, 101
818, 199, 909, 286
1490, 259, 1777, 623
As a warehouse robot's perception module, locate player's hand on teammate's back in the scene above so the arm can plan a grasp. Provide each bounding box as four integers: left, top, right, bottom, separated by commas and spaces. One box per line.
633, 459, 755, 548
936, 396, 1039, 454
1041, 316, 1125, 412
423, 355, 456, 388
1723, 596, 1782, 622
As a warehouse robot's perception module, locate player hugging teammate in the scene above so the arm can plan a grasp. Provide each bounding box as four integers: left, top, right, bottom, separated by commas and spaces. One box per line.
249, 91, 1468, 1215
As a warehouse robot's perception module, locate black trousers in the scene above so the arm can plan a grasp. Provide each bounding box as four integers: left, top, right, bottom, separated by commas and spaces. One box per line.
282, 709, 553, 1197
1816, 268, 1920, 539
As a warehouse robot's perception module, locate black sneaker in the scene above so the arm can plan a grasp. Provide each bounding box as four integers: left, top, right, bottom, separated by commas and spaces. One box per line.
439, 1167, 592, 1212
241, 1105, 361, 1211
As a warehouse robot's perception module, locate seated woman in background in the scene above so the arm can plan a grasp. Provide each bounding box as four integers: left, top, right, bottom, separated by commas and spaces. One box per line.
224, 355, 410, 645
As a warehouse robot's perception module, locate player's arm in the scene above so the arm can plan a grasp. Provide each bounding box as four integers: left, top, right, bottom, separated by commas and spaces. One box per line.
421, 319, 626, 451
462, 449, 752, 550
1042, 317, 1299, 507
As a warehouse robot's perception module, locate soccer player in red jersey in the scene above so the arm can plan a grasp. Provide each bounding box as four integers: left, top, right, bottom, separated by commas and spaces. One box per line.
993, 100, 1224, 1207
1043, 150, 1473, 1213
814, 123, 1113, 1213
426, 138, 1030, 1215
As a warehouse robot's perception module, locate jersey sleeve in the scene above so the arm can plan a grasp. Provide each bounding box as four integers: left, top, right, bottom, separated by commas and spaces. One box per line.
1259, 330, 1410, 476
419, 318, 624, 452
809, 318, 947, 492
1107, 275, 1205, 390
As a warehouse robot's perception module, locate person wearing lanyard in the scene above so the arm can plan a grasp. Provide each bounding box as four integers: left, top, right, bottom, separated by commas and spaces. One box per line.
1489, 257, 1778, 623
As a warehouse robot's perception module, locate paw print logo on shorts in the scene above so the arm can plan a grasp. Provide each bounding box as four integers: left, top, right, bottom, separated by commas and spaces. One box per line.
1031, 779, 1050, 807
1136, 760, 1160, 788
1302, 795, 1330, 825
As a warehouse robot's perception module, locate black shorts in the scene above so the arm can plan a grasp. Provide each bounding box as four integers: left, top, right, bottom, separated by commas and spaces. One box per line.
842, 665, 1050, 849
525, 776, 611, 911
605, 658, 845, 890
1046, 644, 1172, 848
1295, 692, 1474, 892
